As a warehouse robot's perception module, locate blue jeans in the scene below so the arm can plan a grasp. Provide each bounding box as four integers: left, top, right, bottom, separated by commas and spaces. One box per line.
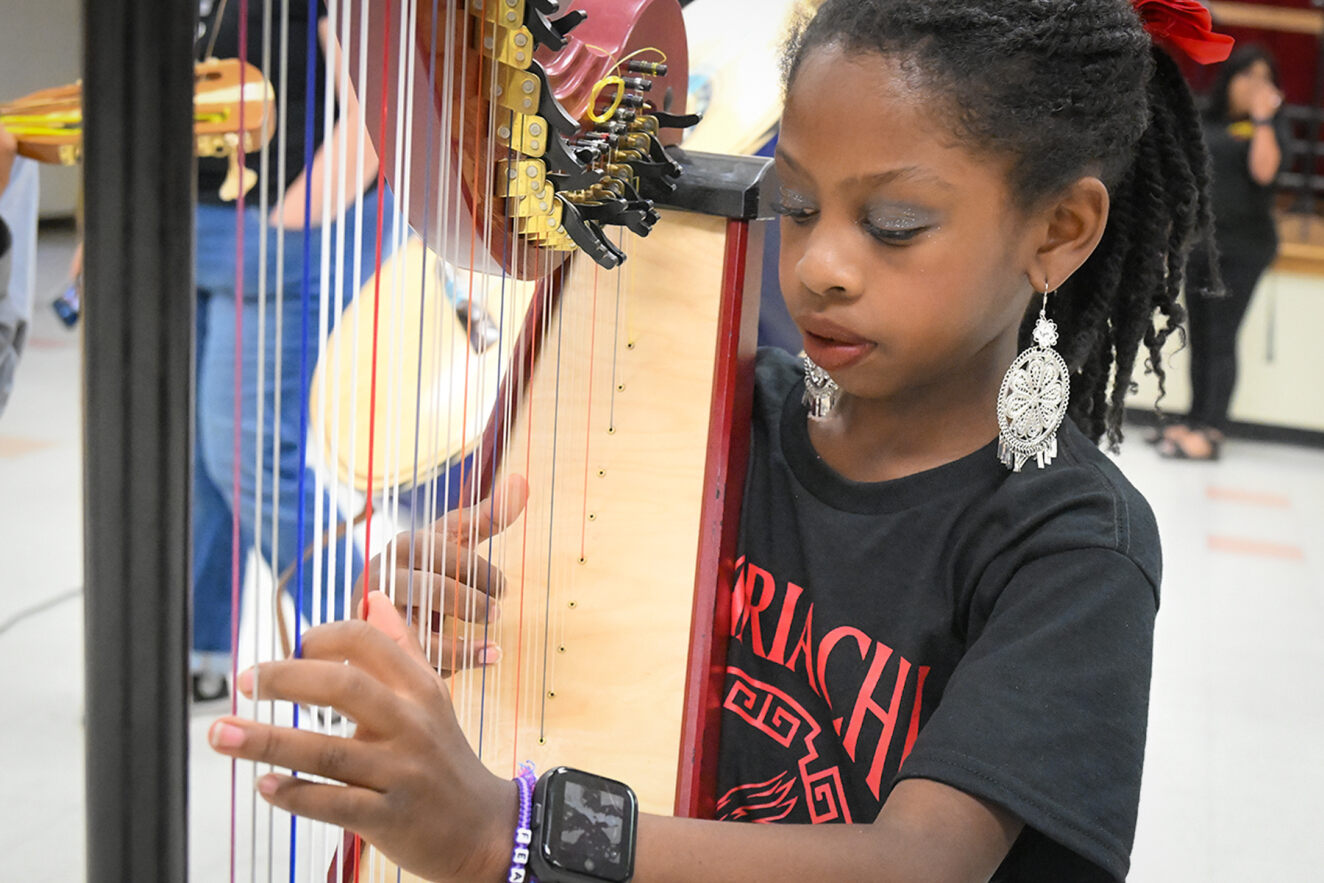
192, 188, 399, 658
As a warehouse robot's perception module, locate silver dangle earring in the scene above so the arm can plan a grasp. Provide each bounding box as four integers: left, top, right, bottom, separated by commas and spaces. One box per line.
801, 352, 840, 420
997, 285, 1070, 471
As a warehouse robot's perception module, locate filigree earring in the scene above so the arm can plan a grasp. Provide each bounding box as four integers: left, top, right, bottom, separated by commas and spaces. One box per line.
997, 285, 1070, 471
800, 352, 840, 420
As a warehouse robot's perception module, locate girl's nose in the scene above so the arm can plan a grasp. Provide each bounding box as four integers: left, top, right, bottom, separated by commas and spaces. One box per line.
795, 224, 865, 301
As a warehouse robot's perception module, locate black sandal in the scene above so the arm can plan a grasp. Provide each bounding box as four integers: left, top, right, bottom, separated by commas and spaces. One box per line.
1144, 423, 1187, 446
1155, 432, 1220, 462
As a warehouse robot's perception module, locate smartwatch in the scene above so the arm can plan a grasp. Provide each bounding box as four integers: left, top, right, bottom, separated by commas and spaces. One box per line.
527, 766, 639, 883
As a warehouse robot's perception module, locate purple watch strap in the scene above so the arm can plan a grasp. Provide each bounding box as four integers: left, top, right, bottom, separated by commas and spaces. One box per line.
509, 762, 538, 883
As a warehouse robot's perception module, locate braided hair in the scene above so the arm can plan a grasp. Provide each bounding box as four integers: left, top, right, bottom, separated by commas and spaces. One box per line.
784, 0, 1219, 448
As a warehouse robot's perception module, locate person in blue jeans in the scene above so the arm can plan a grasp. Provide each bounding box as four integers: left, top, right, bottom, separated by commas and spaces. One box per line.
191, 186, 398, 700
191, 0, 401, 700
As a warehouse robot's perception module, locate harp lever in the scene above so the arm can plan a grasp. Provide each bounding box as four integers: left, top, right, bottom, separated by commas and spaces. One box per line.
556, 194, 626, 269
529, 63, 580, 138
542, 133, 597, 187
574, 199, 659, 238
546, 161, 605, 192
651, 110, 704, 131
552, 10, 588, 39
525, 6, 569, 52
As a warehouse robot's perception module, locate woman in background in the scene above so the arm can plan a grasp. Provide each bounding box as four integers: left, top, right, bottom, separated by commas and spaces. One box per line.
1157, 46, 1283, 460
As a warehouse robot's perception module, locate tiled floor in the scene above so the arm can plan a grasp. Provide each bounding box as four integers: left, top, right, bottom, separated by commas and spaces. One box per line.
2, 227, 1323, 881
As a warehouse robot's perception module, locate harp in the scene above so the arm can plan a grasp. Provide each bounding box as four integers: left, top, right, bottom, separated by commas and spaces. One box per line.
78, 0, 773, 879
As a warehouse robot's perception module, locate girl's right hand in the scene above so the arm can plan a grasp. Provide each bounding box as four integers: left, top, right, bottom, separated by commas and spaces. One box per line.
355, 474, 529, 675
209, 591, 515, 883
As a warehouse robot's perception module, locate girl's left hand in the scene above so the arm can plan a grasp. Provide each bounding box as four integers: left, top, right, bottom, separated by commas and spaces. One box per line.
207, 591, 514, 883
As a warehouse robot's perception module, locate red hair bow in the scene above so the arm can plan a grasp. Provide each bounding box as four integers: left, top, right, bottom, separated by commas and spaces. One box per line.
1133, 0, 1235, 65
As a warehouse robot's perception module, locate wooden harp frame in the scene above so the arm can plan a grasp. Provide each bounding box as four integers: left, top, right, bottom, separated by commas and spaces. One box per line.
78, 0, 774, 878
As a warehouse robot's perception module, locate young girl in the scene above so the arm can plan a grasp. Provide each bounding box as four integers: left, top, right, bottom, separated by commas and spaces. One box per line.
208, 1, 1227, 879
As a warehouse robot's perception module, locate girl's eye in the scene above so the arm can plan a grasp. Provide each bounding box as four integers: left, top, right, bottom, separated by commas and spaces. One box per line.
864, 222, 928, 245
771, 201, 818, 223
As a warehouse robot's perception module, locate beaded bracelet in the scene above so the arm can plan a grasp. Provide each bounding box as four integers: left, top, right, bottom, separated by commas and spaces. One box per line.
509, 762, 538, 883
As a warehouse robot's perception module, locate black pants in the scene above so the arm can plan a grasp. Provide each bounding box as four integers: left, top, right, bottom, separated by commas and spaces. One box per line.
1185, 244, 1275, 433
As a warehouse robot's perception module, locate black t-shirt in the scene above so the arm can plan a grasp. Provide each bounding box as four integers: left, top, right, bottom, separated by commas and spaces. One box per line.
196, 0, 330, 206
1203, 115, 1283, 257
716, 348, 1160, 881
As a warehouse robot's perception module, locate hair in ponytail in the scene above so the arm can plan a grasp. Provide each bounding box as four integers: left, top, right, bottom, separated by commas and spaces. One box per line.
785, 0, 1219, 447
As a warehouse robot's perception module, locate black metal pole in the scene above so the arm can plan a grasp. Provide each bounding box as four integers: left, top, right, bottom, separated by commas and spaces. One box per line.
82, 0, 195, 879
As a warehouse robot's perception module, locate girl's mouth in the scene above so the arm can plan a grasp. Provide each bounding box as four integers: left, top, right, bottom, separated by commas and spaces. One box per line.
800, 326, 875, 372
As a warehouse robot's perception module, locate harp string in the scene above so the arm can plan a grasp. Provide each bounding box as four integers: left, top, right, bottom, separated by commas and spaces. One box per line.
452, 2, 484, 705
380, 0, 412, 626
428, 0, 463, 683
416, 0, 444, 679
310, 0, 337, 872
253, 0, 281, 874
248, 1, 272, 877
474, 0, 509, 757
578, 264, 599, 563
263, 0, 292, 876
229, 0, 251, 878
403, 0, 442, 660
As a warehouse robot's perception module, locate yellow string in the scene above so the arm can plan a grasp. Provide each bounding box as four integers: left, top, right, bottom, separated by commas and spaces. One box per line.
612, 46, 667, 73
1, 110, 228, 137
0, 124, 76, 137
2, 112, 81, 124
586, 76, 625, 124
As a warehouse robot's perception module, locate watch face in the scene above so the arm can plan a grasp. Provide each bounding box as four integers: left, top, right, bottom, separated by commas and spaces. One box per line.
545, 770, 636, 881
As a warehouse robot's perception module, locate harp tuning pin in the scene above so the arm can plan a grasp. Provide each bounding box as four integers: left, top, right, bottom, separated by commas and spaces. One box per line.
627, 61, 668, 77
613, 108, 638, 123
619, 94, 645, 109
580, 132, 619, 149
621, 77, 653, 92
570, 144, 603, 165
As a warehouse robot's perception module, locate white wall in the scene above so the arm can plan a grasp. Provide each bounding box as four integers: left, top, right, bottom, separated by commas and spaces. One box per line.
1130, 268, 1324, 434
1, 0, 81, 217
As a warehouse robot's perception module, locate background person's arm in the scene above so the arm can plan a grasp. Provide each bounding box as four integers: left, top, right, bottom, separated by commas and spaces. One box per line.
272, 18, 381, 229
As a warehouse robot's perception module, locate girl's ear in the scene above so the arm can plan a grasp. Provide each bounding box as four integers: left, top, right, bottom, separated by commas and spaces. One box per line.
1029, 176, 1109, 289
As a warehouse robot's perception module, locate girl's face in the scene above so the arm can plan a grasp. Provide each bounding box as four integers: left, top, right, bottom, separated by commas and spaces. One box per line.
1227, 59, 1274, 118
777, 46, 1042, 408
